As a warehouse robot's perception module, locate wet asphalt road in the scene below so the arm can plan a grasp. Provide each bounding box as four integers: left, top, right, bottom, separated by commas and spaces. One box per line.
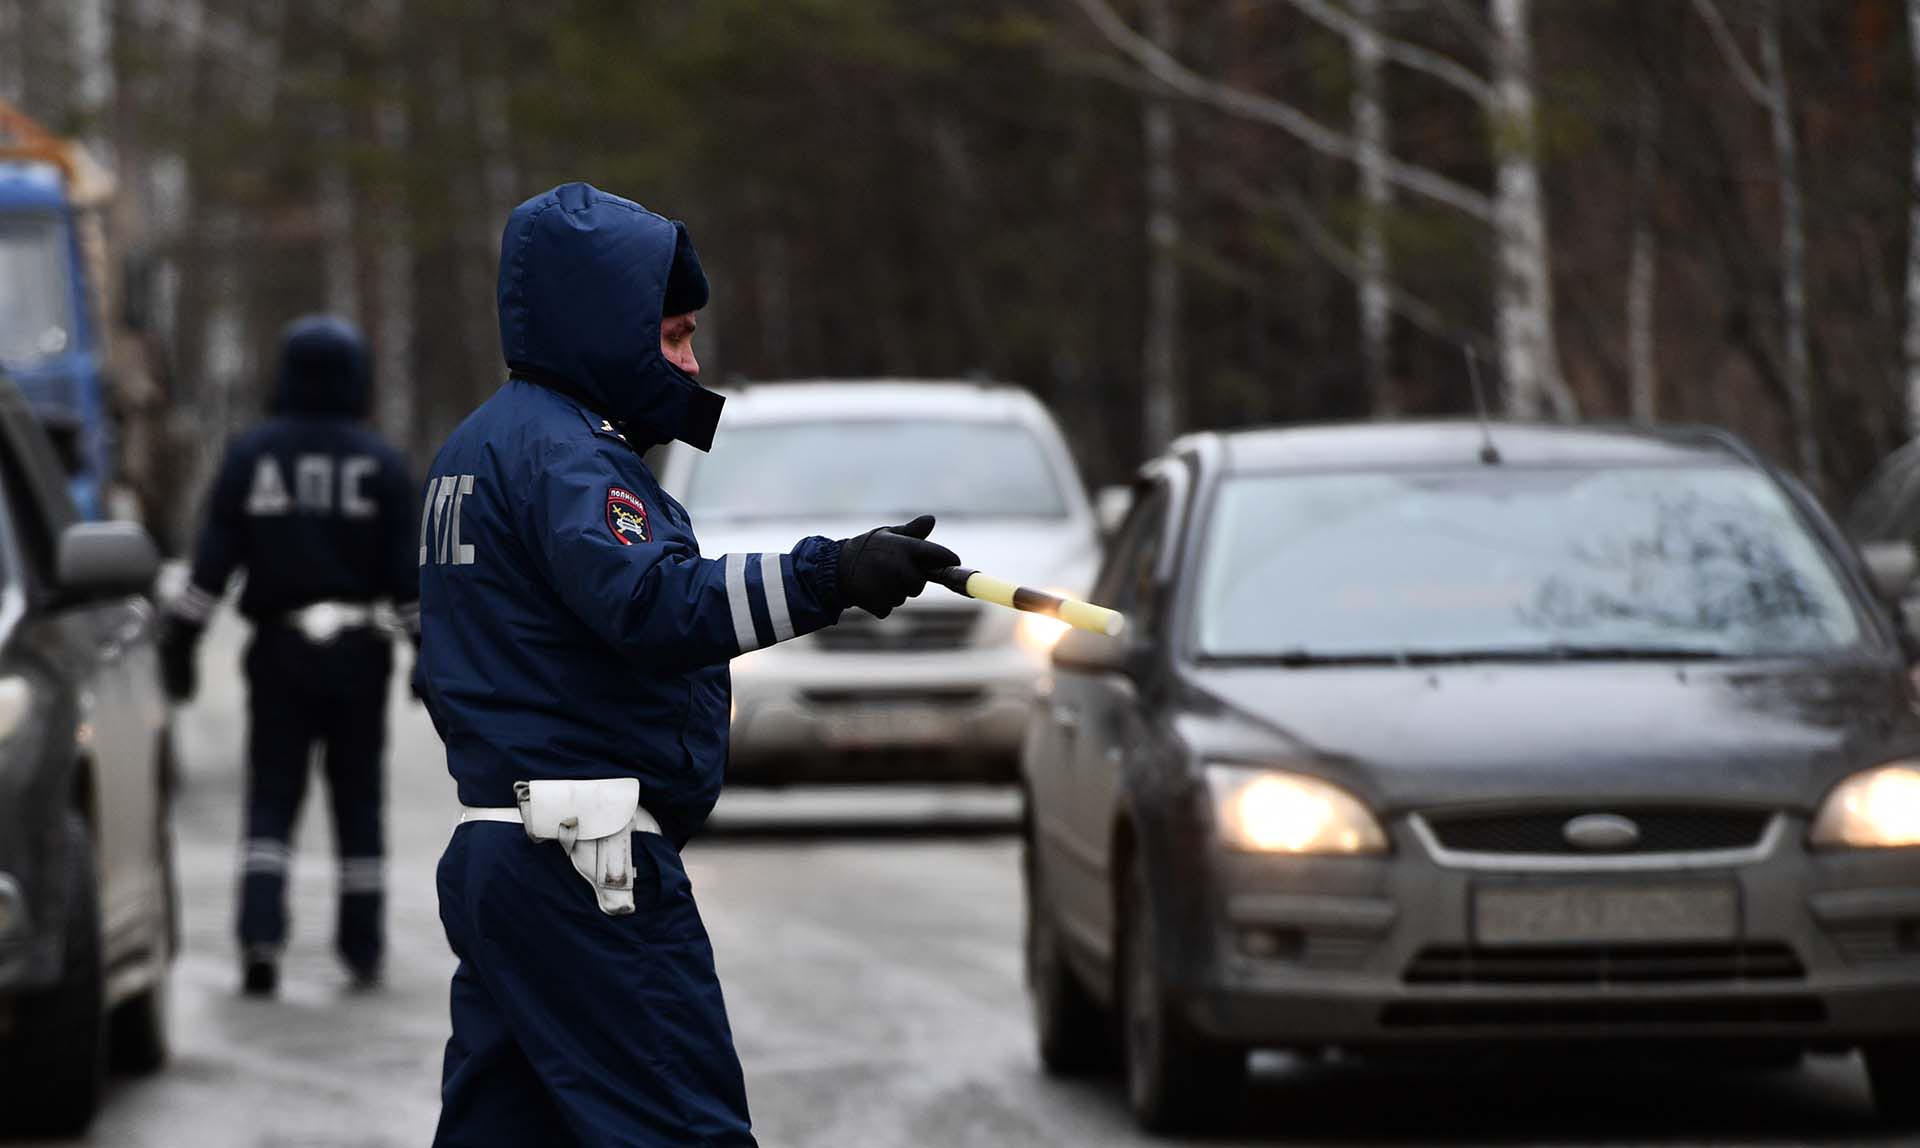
10, 615, 1914, 1147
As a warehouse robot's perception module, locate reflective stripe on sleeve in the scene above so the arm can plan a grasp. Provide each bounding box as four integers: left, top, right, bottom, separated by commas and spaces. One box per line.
723, 554, 761, 653
760, 552, 794, 643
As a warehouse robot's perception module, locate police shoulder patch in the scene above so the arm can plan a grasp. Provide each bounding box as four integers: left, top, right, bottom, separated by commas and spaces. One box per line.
606, 486, 650, 545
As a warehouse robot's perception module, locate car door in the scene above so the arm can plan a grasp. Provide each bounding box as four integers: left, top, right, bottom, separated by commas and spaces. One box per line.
0, 428, 157, 956
1042, 476, 1173, 964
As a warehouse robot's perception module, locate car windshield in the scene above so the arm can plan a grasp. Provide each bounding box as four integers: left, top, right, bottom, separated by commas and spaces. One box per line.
684, 419, 1068, 521
0, 217, 75, 367
1195, 465, 1866, 662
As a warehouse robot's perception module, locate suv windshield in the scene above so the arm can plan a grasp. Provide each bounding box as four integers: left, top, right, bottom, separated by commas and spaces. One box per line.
0, 217, 75, 367
1196, 465, 1866, 662
685, 419, 1067, 521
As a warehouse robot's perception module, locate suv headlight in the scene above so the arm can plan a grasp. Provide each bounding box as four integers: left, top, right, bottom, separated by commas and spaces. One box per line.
1811, 763, 1920, 848
1015, 608, 1072, 656
1205, 764, 1387, 855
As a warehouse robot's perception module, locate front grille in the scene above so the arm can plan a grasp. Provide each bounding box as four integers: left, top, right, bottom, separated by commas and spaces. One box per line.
1404, 943, 1805, 986
814, 605, 979, 652
1425, 807, 1771, 855
1380, 997, 1825, 1029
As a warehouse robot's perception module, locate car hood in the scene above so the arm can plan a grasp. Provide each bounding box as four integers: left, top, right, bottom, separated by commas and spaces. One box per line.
1184, 659, 1920, 813
692, 517, 1099, 594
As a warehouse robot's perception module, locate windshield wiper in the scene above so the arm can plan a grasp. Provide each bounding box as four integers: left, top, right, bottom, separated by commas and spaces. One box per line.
1218, 644, 1732, 668
1391, 644, 1730, 664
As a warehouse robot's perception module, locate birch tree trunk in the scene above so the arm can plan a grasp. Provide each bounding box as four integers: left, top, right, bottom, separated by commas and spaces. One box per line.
1761, 1, 1819, 484
1627, 81, 1659, 422
1904, 0, 1920, 435
1489, 0, 1574, 419
1350, 0, 1395, 416
1141, 0, 1182, 453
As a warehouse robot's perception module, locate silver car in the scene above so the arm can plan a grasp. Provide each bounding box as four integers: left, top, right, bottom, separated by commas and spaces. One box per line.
653, 381, 1098, 784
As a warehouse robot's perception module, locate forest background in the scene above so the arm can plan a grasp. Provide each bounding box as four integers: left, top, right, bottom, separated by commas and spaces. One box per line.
5, 0, 1918, 539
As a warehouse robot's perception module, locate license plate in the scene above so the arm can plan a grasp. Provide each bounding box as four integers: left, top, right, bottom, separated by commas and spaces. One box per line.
1473, 883, 1739, 946
819, 705, 964, 749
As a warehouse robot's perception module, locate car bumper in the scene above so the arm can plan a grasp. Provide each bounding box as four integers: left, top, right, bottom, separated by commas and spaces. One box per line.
1177, 817, 1920, 1049
726, 642, 1044, 784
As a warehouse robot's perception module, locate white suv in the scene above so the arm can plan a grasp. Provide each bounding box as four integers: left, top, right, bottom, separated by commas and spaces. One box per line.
652, 380, 1099, 784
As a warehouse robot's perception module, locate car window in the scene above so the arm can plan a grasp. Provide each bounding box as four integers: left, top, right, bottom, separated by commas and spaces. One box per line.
1093, 483, 1169, 640
1195, 464, 1867, 661
1851, 443, 1920, 543
0, 216, 76, 368
683, 419, 1068, 522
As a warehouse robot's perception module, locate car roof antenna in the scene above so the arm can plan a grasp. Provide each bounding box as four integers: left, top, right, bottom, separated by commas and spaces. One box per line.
1464, 344, 1501, 466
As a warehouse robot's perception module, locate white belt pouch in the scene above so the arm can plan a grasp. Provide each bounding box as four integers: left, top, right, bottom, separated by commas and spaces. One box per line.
513, 778, 646, 916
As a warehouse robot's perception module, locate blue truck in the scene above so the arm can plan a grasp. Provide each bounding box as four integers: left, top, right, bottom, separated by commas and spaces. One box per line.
0, 102, 131, 521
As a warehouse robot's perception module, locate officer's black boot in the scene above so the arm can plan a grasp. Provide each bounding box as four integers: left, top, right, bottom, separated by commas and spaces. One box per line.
242, 949, 279, 997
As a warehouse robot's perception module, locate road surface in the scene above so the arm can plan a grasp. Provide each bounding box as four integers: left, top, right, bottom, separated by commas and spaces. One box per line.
10, 615, 1908, 1146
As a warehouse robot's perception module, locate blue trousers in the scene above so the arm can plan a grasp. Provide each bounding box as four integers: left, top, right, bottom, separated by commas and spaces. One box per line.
432, 822, 757, 1148
238, 628, 390, 972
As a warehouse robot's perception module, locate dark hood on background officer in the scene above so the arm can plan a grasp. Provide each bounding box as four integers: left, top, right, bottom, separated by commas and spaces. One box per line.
496, 182, 721, 450
271, 315, 373, 419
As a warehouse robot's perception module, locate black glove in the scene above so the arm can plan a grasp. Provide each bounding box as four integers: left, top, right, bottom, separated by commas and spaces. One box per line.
836, 515, 960, 620
157, 615, 201, 704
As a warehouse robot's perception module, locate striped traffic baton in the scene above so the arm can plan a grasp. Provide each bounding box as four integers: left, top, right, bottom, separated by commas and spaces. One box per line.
928, 567, 1127, 637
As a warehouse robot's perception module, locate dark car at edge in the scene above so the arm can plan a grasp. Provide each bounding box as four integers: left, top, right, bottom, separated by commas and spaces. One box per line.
1022, 421, 1920, 1132
0, 375, 173, 1135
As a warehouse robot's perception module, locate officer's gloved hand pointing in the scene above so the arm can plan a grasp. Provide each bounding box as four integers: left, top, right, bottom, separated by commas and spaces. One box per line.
836, 515, 960, 620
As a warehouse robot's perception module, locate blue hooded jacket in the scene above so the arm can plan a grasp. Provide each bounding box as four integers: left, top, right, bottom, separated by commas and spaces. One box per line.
416, 184, 843, 844
174, 316, 418, 631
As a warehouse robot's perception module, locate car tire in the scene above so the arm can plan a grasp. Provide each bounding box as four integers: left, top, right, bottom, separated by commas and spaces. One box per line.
1024, 827, 1109, 1076
111, 768, 175, 1076
1118, 846, 1247, 1134
1866, 1042, 1920, 1127
3, 811, 107, 1136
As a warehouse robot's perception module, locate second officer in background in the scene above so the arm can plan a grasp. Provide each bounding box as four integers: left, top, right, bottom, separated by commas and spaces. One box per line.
161, 316, 419, 996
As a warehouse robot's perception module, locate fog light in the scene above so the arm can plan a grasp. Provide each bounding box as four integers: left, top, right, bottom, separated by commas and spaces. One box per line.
1238, 927, 1304, 961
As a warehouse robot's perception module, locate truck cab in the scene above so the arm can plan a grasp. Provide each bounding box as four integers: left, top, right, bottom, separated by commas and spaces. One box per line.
0, 103, 122, 521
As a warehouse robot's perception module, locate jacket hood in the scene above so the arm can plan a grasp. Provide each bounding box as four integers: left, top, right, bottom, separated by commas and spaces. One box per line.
273, 315, 371, 417
497, 182, 723, 450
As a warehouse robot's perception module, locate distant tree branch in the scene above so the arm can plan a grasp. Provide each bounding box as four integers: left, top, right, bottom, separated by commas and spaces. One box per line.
1281, 0, 1495, 107
1690, 0, 1775, 106
1068, 0, 1494, 222
1223, 178, 1489, 353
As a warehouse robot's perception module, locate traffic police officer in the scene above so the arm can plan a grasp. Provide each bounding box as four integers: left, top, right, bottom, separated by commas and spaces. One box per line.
418, 182, 957, 1147
161, 316, 419, 996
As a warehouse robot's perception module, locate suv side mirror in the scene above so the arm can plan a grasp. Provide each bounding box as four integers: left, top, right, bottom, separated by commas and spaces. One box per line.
57, 523, 160, 601
1861, 540, 1918, 603
1052, 625, 1144, 676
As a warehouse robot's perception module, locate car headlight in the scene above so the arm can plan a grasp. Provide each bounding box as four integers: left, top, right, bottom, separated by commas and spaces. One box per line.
1205, 764, 1387, 855
1811, 763, 1920, 848
1013, 588, 1077, 656
1015, 608, 1073, 656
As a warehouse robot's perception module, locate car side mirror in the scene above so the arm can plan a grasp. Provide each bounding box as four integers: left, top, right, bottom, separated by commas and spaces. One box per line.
57, 522, 160, 601
1861, 540, 1918, 603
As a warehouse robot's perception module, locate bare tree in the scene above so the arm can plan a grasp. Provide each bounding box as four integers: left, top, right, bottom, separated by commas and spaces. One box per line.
1348, 0, 1395, 414
1488, 0, 1571, 419
1693, 0, 1819, 485
1075, 0, 1576, 418
1906, 0, 1920, 435
1141, 0, 1181, 453
1627, 81, 1659, 422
